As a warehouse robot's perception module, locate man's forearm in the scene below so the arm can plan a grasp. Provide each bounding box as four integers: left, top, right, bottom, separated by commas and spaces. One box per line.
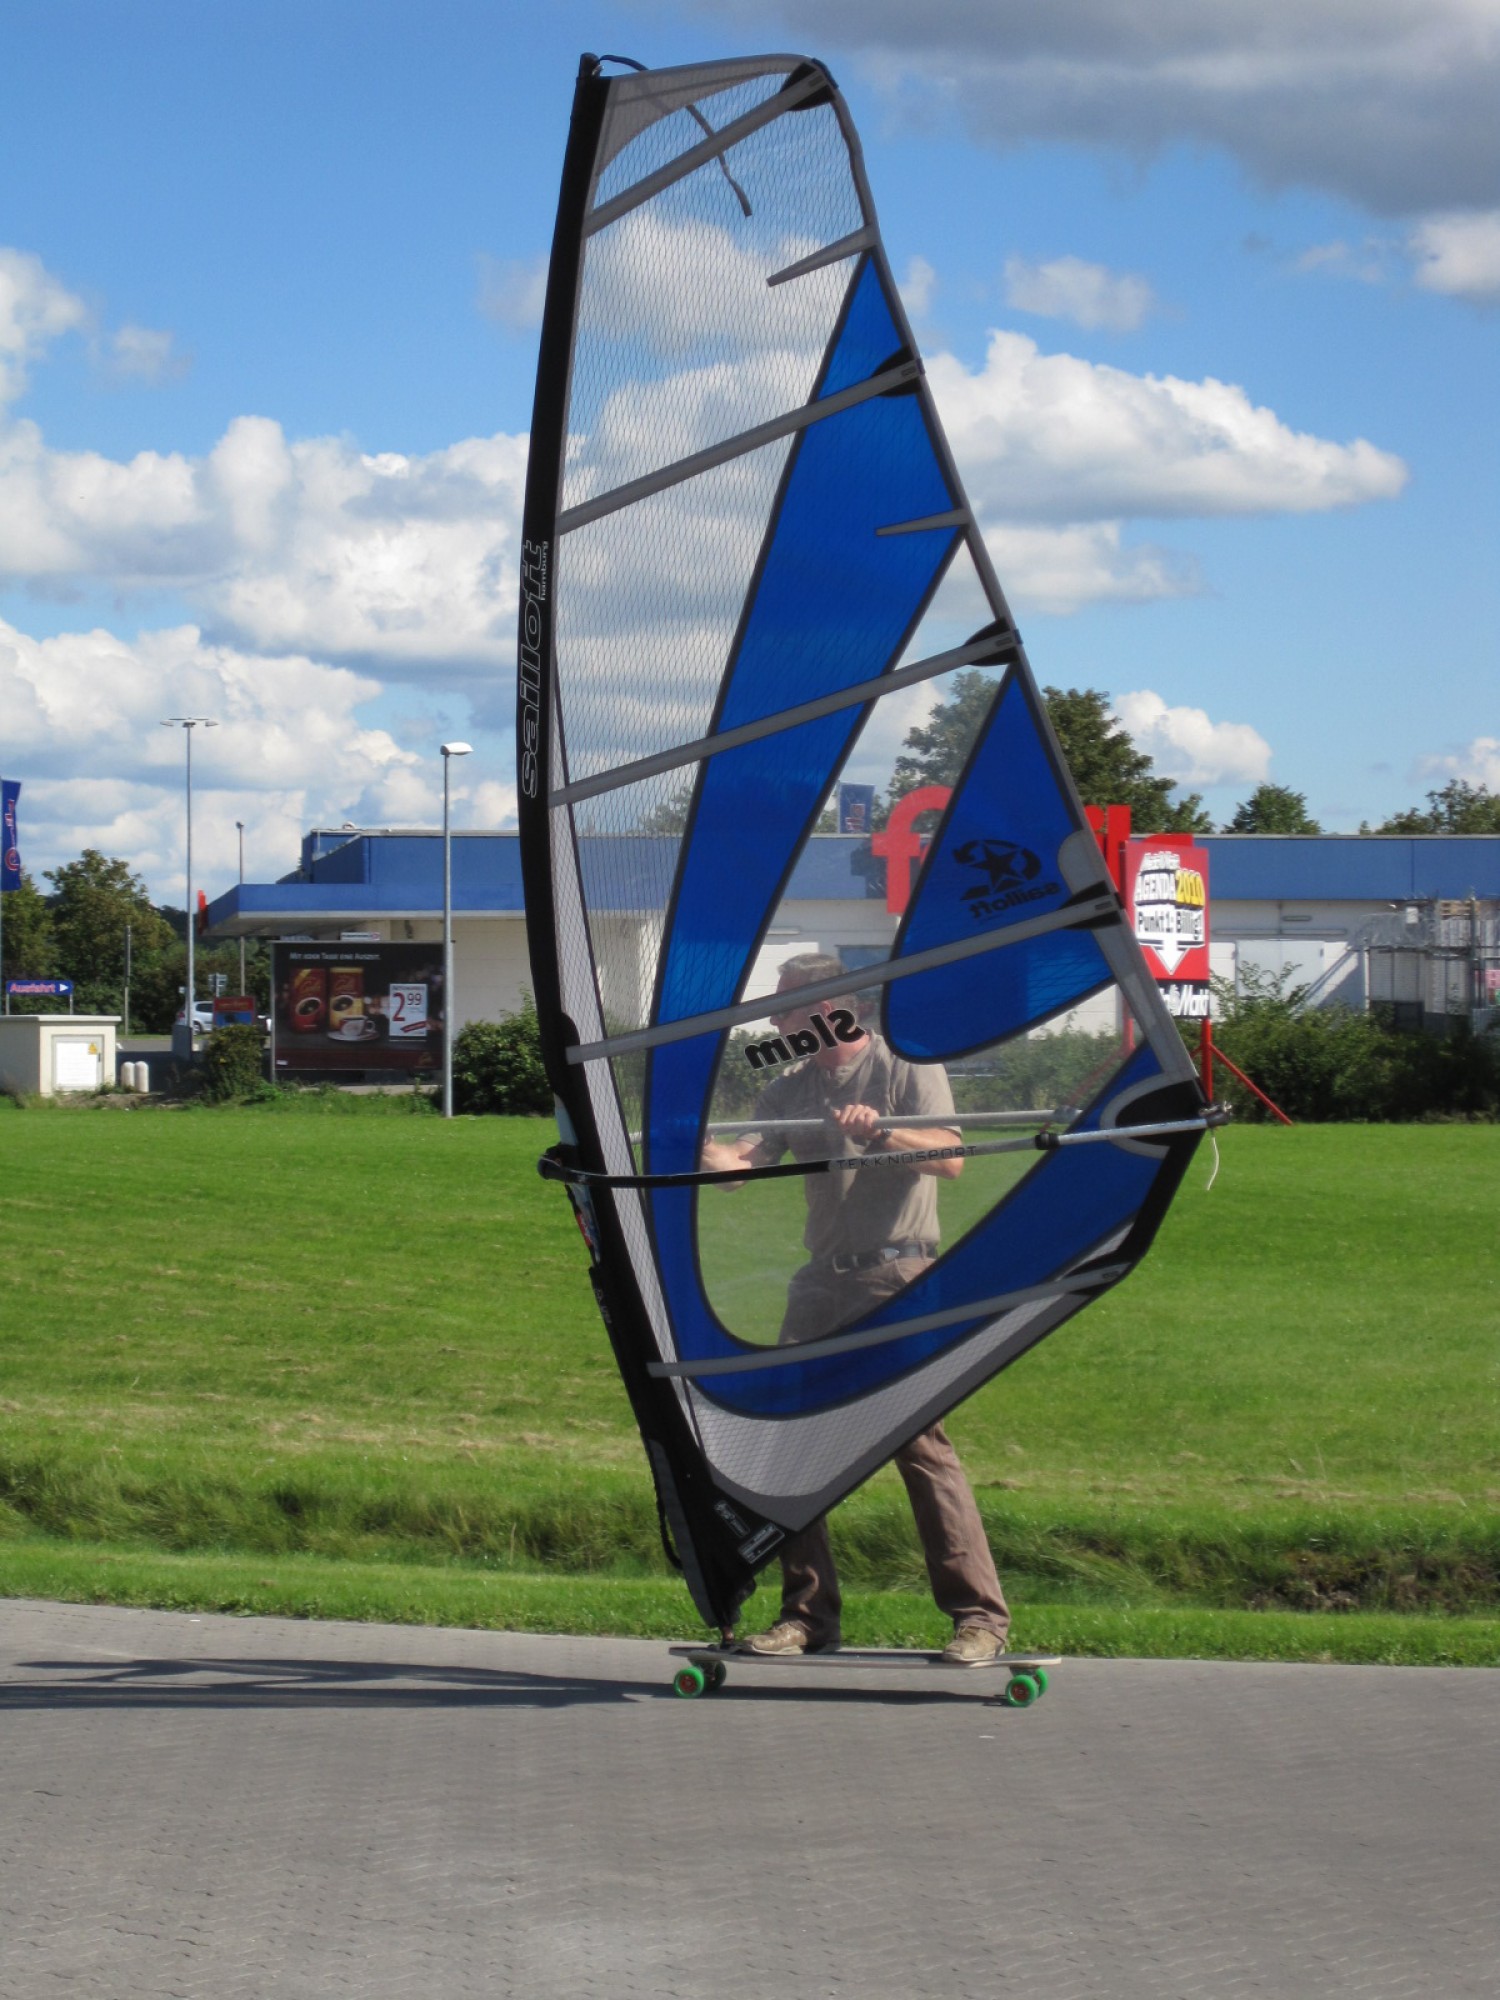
875, 1125, 965, 1178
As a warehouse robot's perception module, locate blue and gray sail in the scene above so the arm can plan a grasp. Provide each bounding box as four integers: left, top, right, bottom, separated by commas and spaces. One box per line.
517, 52, 1214, 1630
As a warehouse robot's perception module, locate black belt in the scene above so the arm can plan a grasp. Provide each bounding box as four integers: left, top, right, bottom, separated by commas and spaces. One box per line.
828, 1241, 936, 1275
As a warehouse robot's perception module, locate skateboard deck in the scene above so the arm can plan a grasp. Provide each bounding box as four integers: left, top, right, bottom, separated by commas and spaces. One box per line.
667, 1644, 1060, 1705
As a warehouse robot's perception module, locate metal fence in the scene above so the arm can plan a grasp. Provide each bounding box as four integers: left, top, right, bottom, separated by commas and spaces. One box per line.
1365, 899, 1500, 1031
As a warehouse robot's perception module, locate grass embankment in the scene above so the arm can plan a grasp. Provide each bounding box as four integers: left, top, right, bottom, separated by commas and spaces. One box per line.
1, 1095, 1496, 1664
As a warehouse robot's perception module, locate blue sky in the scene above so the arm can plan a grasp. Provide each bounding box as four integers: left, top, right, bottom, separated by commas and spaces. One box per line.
1, 0, 1495, 900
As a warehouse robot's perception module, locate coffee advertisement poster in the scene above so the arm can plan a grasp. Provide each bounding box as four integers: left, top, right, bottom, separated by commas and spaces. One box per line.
272, 943, 444, 1076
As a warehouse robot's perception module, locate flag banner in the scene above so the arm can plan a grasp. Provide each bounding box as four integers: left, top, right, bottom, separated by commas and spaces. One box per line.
2, 782, 20, 892
837, 783, 875, 834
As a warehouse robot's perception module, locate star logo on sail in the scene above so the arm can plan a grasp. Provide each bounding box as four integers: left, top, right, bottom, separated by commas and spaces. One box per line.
953, 838, 1060, 921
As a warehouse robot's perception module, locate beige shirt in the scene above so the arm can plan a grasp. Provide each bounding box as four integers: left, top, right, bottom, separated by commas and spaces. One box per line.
753, 1035, 960, 1262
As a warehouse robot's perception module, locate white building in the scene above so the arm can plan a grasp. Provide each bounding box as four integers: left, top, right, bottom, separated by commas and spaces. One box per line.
205, 829, 1500, 1046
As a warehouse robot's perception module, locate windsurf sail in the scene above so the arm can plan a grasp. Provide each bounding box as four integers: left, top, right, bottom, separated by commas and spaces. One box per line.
517, 52, 1217, 1632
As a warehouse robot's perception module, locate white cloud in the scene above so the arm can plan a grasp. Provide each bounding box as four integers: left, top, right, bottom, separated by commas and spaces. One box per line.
105, 323, 189, 383
1293, 239, 1394, 285
981, 521, 1200, 614
0, 249, 186, 400
1111, 688, 1272, 787
898, 254, 937, 321
0, 322, 1407, 646
0, 615, 438, 897
1416, 734, 1500, 788
0, 412, 531, 671
928, 329, 1408, 521
579, 207, 839, 361
1408, 210, 1500, 298
476, 252, 550, 334
469, 777, 520, 828
1004, 255, 1155, 331
674, 0, 1500, 219
0, 248, 87, 407
209, 424, 531, 670
0, 232, 1408, 693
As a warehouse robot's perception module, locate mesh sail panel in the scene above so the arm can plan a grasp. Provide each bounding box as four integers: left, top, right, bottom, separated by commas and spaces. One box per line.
519, 54, 1210, 1626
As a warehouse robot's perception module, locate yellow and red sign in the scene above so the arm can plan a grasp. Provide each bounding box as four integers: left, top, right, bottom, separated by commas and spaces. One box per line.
1123, 836, 1211, 1017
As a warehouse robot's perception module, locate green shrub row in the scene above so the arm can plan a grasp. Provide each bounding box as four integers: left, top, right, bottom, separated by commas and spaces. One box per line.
4, 1449, 1495, 1614
1206, 971, 1500, 1122
439, 978, 1499, 1125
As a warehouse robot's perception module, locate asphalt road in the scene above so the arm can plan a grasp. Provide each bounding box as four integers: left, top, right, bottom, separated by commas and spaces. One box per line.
2, 1598, 1495, 1999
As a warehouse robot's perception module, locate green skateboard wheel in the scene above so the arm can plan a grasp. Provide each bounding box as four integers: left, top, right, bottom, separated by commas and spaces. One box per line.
1032, 1667, 1050, 1696
708, 1660, 729, 1690
1003, 1672, 1040, 1708
673, 1664, 707, 1698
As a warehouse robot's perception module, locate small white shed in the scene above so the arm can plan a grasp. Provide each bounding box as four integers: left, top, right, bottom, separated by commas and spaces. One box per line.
0, 1015, 120, 1097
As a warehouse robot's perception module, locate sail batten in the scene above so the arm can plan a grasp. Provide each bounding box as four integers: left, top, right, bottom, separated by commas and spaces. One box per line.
557, 356, 922, 535
548, 627, 1017, 808
518, 52, 1210, 1629
768, 225, 876, 286
585, 63, 828, 235
566, 892, 1122, 1063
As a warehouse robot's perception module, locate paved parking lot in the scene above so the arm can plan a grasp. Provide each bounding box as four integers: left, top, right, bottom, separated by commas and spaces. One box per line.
2, 1598, 1496, 1998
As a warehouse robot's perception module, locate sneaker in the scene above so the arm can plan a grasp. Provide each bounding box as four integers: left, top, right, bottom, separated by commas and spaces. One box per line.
942, 1623, 1005, 1667
739, 1621, 838, 1656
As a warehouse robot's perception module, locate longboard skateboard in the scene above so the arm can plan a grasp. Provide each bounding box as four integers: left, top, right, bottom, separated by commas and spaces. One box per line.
667, 1645, 1060, 1706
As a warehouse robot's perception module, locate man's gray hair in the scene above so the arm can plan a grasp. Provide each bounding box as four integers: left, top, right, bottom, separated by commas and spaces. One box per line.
776, 950, 849, 990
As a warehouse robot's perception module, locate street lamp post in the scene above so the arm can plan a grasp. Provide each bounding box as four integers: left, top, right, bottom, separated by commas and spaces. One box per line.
235, 820, 246, 994
161, 716, 217, 1052
440, 742, 472, 1117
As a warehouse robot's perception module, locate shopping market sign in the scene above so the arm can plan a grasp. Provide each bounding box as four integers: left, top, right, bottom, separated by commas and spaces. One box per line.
1123, 837, 1211, 1016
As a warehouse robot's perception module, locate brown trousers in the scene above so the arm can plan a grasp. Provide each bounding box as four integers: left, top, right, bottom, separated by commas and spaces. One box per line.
773, 1256, 1010, 1647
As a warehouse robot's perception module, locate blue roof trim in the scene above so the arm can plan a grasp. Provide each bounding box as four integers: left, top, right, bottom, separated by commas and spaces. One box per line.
204, 836, 528, 933
207, 829, 1500, 936
1202, 836, 1499, 901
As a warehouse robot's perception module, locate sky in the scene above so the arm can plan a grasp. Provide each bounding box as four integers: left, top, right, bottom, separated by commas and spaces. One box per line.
1, 0, 1496, 903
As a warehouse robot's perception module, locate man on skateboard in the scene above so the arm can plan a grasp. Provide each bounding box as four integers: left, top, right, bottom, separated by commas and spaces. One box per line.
700, 953, 1011, 1665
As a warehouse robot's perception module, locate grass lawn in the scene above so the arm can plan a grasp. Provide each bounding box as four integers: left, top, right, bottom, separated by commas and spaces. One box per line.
1, 1095, 1496, 1661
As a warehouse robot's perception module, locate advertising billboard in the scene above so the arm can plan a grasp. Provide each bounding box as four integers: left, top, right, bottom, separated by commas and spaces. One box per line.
271, 942, 444, 1077
1123, 837, 1211, 1019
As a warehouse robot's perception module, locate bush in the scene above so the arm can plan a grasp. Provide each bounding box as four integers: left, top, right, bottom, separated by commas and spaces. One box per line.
451, 998, 553, 1115
1209, 967, 1500, 1122
950, 1027, 1124, 1115
199, 1024, 270, 1103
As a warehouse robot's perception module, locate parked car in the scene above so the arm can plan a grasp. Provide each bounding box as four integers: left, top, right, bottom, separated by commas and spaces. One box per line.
174, 1000, 216, 1034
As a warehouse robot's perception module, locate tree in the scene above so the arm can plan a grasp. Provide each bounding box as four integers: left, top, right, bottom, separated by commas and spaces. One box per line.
46, 850, 174, 992
887, 669, 997, 807
1222, 784, 1322, 834
884, 675, 1212, 832
1365, 779, 1500, 835
0, 871, 55, 985
1041, 687, 1212, 833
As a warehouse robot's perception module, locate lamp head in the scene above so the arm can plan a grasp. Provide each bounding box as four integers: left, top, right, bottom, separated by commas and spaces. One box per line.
441, 741, 473, 759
